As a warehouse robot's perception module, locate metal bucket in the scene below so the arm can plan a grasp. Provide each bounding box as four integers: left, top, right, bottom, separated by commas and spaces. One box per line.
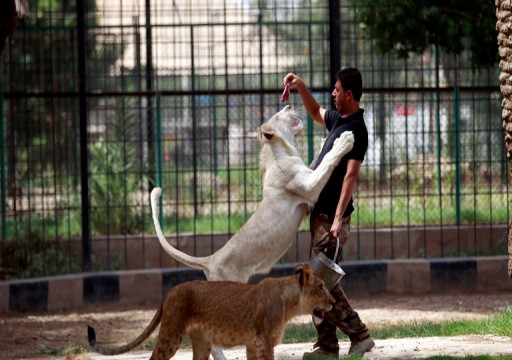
310, 237, 345, 291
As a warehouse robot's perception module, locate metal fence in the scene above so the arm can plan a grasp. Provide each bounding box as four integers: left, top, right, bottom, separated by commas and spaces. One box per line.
0, 0, 509, 280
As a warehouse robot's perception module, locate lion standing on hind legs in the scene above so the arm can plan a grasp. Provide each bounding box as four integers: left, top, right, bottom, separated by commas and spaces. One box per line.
151, 105, 354, 284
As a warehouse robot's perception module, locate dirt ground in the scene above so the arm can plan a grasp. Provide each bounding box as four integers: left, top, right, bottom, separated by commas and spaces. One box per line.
1, 292, 511, 359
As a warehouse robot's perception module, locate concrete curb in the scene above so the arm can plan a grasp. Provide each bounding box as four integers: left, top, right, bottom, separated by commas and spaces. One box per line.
1, 256, 511, 313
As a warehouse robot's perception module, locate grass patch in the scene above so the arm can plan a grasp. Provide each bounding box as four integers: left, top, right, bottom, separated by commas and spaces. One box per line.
140, 336, 192, 351
37, 343, 89, 357
424, 356, 512, 360
71, 308, 510, 358
372, 306, 512, 339
282, 306, 512, 343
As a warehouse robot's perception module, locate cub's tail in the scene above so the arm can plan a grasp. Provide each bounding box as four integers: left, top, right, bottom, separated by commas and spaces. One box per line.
88, 304, 163, 355
150, 187, 209, 272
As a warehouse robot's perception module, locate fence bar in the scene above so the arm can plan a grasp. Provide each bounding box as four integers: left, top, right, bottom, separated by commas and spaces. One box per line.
76, 0, 90, 272
307, 24, 314, 164
329, 0, 340, 94
145, 0, 155, 191
155, 93, 163, 227
190, 25, 198, 219
0, 93, 6, 240
434, 44, 444, 256
3, 86, 499, 100
454, 86, 461, 225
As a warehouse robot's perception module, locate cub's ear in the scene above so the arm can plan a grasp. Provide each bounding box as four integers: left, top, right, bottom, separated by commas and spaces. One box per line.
258, 123, 275, 143
295, 263, 313, 287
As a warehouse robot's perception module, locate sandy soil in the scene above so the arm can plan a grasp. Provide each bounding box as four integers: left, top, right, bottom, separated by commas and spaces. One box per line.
1, 292, 511, 359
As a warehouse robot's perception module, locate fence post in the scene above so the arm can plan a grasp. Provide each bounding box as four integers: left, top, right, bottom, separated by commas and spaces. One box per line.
145, 0, 155, 192
329, 0, 340, 95
77, 0, 90, 272
307, 26, 314, 164
190, 25, 199, 220
433, 44, 444, 255
0, 93, 6, 241
155, 93, 163, 227
454, 86, 461, 225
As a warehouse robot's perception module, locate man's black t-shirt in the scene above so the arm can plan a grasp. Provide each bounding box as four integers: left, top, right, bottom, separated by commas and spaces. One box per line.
313, 108, 368, 217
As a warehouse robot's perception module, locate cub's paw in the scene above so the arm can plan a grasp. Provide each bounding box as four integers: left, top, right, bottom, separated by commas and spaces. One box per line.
333, 131, 354, 155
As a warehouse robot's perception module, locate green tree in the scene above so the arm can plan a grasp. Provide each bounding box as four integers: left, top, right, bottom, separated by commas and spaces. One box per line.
89, 98, 145, 235
350, 0, 498, 70
2, 0, 124, 192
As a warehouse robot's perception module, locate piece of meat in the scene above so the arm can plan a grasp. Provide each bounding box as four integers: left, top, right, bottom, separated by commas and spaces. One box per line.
280, 83, 290, 104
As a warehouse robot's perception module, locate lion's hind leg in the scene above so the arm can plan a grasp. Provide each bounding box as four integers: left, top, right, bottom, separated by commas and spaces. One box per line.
150, 321, 186, 360
246, 337, 274, 360
189, 330, 212, 360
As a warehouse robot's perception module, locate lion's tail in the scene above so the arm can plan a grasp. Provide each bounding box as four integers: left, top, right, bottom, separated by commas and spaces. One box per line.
150, 187, 209, 272
88, 303, 163, 355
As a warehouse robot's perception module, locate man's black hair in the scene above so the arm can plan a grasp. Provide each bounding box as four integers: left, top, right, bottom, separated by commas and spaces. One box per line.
336, 67, 362, 101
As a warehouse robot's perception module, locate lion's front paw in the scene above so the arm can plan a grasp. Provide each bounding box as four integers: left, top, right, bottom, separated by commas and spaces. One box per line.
333, 131, 354, 155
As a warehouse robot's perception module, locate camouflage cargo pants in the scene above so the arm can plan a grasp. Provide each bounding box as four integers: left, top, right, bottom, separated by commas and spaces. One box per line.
309, 212, 371, 353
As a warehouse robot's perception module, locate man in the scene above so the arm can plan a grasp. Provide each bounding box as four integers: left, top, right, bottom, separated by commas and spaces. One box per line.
283, 68, 374, 359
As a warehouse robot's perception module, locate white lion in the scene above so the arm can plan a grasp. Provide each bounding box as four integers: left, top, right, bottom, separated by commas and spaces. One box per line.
151, 105, 353, 283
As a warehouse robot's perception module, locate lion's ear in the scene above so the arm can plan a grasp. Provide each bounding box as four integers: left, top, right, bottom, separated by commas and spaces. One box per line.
258, 123, 275, 143
295, 263, 313, 287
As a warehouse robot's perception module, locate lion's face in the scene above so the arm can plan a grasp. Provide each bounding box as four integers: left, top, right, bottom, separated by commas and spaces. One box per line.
295, 264, 335, 317
259, 105, 303, 144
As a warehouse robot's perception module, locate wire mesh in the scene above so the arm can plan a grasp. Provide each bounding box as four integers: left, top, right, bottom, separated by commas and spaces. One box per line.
0, 0, 509, 279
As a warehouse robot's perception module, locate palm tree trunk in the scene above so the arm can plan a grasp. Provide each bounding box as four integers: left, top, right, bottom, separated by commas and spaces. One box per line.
496, 0, 512, 279
0, 0, 29, 57
0, 0, 18, 57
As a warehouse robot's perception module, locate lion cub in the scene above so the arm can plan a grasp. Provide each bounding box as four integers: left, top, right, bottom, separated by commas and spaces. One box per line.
88, 263, 334, 360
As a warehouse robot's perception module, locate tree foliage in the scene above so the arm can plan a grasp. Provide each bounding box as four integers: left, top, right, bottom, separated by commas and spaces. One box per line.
3, 0, 124, 183
350, 0, 498, 70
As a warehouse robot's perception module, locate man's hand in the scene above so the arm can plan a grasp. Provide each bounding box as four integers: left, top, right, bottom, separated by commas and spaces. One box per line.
283, 73, 304, 89
282, 72, 325, 125
330, 217, 343, 239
